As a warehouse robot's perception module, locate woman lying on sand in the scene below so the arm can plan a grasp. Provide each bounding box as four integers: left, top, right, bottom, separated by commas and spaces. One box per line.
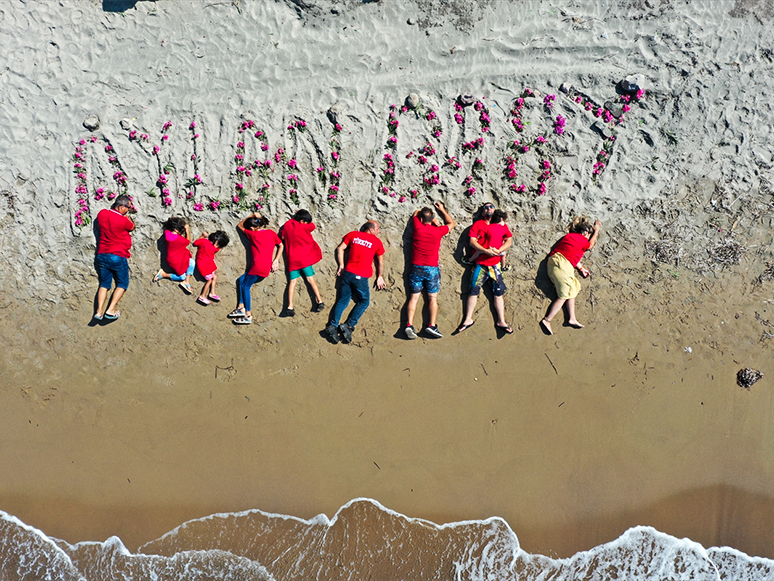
540, 217, 601, 335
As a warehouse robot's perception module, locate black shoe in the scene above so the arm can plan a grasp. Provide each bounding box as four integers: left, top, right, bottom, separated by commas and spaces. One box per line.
281, 308, 295, 318
424, 325, 443, 338
324, 324, 340, 344
404, 325, 418, 340
339, 323, 353, 344
314, 302, 326, 313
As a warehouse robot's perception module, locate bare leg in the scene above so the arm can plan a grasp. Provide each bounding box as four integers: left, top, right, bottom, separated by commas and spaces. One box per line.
541, 297, 567, 335
461, 294, 478, 327
105, 288, 126, 316
427, 293, 438, 327
565, 298, 584, 328
199, 278, 213, 300
95, 287, 109, 317
286, 278, 298, 310
305, 275, 322, 305
209, 273, 218, 296
493, 294, 507, 327
406, 292, 421, 327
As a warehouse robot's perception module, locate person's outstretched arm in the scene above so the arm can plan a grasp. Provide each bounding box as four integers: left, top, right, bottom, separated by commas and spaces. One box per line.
434, 201, 456, 230
335, 241, 348, 276
374, 254, 386, 290
587, 220, 601, 250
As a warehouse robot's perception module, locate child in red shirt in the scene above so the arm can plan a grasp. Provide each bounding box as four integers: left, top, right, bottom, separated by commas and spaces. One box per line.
153, 216, 195, 294
279, 209, 324, 316
193, 231, 230, 306
540, 216, 601, 335
228, 212, 283, 325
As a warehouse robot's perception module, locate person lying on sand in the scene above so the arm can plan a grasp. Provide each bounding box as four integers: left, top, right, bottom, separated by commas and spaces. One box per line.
540, 217, 601, 335
93, 195, 135, 321
193, 230, 229, 306
153, 216, 195, 294
278, 209, 325, 317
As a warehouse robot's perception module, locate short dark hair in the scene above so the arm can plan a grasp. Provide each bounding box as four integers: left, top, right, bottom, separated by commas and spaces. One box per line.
491, 209, 508, 223
113, 195, 131, 210
360, 220, 377, 233
245, 215, 269, 229
209, 230, 230, 248
293, 209, 313, 223
163, 216, 187, 233
418, 207, 434, 224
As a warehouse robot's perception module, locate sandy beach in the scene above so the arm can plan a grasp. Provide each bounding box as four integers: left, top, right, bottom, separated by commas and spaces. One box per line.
1, 0, 774, 579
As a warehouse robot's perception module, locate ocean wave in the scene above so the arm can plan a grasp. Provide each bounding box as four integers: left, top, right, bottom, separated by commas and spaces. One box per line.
2, 500, 773, 581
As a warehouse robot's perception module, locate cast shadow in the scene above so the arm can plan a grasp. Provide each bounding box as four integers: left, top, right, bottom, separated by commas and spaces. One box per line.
102, 0, 139, 12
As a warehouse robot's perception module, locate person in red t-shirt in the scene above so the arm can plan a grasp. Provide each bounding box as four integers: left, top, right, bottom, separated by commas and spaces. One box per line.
93, 195, 135, 321
193, 230, 230, 306
228, 212, 283, 325
540, 217, 601, 335
404, 201, 455, 340
152, 216, 196, 294
325, 221, 386, 344
279, 209, 324, 317
457, 209, 514, 335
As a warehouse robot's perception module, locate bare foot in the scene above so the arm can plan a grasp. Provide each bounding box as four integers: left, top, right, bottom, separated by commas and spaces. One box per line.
540, 318, 553, 335
567, 320, 584, 329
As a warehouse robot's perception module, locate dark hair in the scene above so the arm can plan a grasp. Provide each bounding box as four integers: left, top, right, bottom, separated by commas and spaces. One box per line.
112, 194, 131, 210
418, 207, 434, 224
360, 220, 378, 233
293, 209, 313, 223
209, 230, 230, 248
163, 216, 187, 233
491, 209, 508, 223
474, 202, 495, 221
245, 215, 269, 229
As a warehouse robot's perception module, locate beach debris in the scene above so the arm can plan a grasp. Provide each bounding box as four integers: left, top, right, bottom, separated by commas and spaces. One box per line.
757, 263, 774, 284
119, 118, 133, 131
559, 83, 570, 94
405, 93, 420, 109
620, 74, 645, 93
646, 238, 683, 266
83, 115, 100, 131
709, 239, 744, 266
406, 17, 414, 25
326, 104, 340, 125
457, 93, 476, 107
684, 347, 692, 353
591, 120, 613, 139
737, 368, 762, 390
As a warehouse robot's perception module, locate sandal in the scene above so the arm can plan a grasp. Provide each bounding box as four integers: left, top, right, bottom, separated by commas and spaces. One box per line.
496, 323, 514, 334
227, 308, 246, 319
208, 294, 221, 302
197, 296, 211, 306
152, 270, 163, 284
179, 282, 193, 294
455, 321, 475, 334
233, 316, 253, 325
104, 311, 121, 320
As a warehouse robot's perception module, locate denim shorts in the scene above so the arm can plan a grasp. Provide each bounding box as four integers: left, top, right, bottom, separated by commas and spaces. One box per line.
95, 253, 130, 290
288, 265, 315, 280
408, 265, 440, 294
470, 264, 506, 297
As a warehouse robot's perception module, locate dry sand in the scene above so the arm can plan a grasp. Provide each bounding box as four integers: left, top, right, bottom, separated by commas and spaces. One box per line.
1, 0, 774, 566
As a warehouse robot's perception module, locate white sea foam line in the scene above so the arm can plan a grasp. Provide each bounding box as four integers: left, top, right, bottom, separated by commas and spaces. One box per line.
0, 509, 84, 578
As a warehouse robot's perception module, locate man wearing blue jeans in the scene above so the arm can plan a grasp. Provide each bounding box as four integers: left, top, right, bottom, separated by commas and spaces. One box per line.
93, 195, 135, 321
325, 221, 386, 344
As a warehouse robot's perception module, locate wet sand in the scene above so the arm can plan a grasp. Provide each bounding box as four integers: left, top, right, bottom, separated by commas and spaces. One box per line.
1, 261, 773, 559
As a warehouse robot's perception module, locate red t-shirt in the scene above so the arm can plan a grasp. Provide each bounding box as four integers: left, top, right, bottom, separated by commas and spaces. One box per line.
550, 232, 591, 267
279, 219, 323, 272
342, 231, 385, 278
164, 230, 192, 275
193, 238, 219, 277
411, 215, 449, 267
244, 229, 282, 277
469, 219, 490, 246
96, 209, 133, 258
476, 222, 513, 267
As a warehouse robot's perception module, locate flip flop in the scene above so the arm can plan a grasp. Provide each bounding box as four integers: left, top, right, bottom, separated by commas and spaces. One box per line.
92, 313, 103, 321
179, 282, 193, 294
497, 323, 514, 334
456, 321, 475, 333
197, 297, 211, 306
152, 270, 163, 283
207, 294, 221, 302
104, 311, 121, 320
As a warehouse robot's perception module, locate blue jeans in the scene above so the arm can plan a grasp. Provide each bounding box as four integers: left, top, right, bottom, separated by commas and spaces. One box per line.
169, 258, 195, 282
95, 253, 130, 290
236, 273, 265, 312
329, 270, 370, 328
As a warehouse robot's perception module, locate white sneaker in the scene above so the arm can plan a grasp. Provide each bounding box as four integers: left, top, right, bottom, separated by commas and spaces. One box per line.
404, 325, 417, 340
424, 325, 443, 338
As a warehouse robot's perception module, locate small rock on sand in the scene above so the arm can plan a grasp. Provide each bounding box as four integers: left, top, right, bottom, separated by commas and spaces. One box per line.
326, 104, 339, 125
457, 93, 475, 107
119, 118, 133, 131
405, 93, 420, 109
83, 115, 100, 131
620, 74, 645, 93
737, 368, 763, 390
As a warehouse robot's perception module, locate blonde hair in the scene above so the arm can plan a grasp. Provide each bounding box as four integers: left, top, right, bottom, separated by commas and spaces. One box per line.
568, 216, 593, 235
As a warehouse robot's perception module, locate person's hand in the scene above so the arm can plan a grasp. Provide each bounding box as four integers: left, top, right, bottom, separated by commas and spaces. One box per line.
336, 266, 343, 277
202, 231, 209, 237
579, 266, 590, 278
271, 259, 279, 273
375, 276, 386, 290
434, 201, 445, 211
593, 219, 601, 230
